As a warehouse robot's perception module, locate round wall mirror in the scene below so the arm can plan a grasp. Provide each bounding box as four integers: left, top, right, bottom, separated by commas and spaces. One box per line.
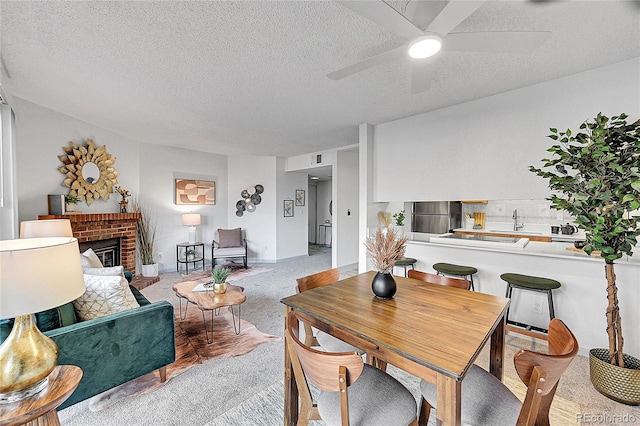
58, 139, 118, 205
81, 162, 100, 184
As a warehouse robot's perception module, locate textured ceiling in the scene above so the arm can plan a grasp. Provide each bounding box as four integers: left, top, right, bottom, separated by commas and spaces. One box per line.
1, 1, 638, 157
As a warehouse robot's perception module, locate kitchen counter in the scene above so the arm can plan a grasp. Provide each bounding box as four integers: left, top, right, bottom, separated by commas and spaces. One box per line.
452, 227, 586, 243
408, 233, 640, 265
403, 235, 640, 358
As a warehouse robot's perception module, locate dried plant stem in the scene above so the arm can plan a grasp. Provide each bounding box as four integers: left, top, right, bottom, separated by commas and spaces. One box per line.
378, 211, 392, 227
364, 227, 407, 273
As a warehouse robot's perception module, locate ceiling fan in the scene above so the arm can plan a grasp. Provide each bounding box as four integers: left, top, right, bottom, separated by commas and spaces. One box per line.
328, 0, 551, 94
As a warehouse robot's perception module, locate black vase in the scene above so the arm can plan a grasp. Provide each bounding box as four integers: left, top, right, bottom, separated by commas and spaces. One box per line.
372, 272, 397, 299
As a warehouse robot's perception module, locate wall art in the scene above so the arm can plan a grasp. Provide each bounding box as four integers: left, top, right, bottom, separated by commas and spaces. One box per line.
175, 179, 215, 205
284, 199, 294, 217
235, 184, 264, 217
295, 189, 305, 206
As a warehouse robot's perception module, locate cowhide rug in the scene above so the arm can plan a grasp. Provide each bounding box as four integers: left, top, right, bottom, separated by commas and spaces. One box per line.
89, 304, 280, 411
179, 265, 273, 282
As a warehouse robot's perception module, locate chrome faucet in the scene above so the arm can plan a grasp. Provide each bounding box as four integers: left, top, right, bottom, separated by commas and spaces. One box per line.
513, 209, 524, 231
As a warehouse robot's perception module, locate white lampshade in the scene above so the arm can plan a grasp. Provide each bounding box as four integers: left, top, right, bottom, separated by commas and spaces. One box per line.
408, 33, 442, 59
182, 213, 201, 226
20, 219, 73, 238
0, 238, 86, 319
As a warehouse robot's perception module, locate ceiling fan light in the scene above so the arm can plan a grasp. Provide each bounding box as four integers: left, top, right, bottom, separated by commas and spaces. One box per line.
408, 34, 442, 59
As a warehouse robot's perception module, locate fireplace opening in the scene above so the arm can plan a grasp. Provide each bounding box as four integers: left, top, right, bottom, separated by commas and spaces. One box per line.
79, 238, 121, 267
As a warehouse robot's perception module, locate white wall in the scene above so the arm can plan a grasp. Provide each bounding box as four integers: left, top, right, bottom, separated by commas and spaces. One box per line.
336, 149, 359, 267
276, 157, 308, 261
0, 104, 18, 240
373, 58, 640, 202
138, 144, 229, 273
227, 155, 278, 263
13, 98, 141, 219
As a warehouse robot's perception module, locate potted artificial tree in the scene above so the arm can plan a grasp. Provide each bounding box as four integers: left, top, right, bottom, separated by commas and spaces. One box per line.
135, 202, 158, 277
530, 112, 640, 404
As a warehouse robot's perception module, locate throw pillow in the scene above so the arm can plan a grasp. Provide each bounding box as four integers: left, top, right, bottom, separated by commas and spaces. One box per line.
35, 302, 78, 332
73, 274, 140, 321
81, 248, 104, 268
82, 265, 125, 278
218, 228, 242, 248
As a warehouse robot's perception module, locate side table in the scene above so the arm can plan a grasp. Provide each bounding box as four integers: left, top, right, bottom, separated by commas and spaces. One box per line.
0, 365, 82, 426
176, 242, 205, 274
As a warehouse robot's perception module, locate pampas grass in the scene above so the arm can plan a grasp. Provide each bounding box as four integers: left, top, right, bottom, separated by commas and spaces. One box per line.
377, 211, 392, 227
364, 227, 408, 273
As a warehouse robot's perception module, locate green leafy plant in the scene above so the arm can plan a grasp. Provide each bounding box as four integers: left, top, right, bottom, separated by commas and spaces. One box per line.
134, 201, 156, 265
529, 112, 640, 368
393, 210, 406, 226
185, 249, 196, 257
65, 194, 80, 204
211, 266, 232, 284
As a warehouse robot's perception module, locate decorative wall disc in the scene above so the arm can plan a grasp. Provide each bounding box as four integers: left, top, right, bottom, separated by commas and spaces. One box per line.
246, 203, 256, 212
251, 194, 262, 205
235, 184, 264, 217
236, 210, 244, 217
241, 190, 250, 198
255, 184, 264, 194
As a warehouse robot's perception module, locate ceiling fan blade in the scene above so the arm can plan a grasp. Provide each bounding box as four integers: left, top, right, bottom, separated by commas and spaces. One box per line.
410, 59, 435, 94
327, 46, 405, 80
405, 0, 447, 31
426, 0, 486, 36
336, 1, 423, 39
445, 31, 552, 53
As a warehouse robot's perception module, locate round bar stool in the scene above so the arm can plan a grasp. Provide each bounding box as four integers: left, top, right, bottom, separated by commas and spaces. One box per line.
432, 263, 477, 291
394, 258, 417, 277
500, 273, 561, 335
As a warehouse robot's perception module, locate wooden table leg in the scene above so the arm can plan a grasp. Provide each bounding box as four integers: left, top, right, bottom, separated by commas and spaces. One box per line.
284, 306, 299, 426
436, 374, 461, 426
489, 315, 505, 381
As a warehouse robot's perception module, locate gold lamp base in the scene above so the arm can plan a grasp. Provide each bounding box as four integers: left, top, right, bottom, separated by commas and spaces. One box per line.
0, 314, 58, 403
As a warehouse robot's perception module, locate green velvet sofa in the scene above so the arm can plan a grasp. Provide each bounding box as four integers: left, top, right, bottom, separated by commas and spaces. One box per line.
1, 286, 176, 409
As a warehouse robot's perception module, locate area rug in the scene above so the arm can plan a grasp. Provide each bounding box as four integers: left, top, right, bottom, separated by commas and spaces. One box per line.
179, 265, 273, 282
89, 303, 281, 412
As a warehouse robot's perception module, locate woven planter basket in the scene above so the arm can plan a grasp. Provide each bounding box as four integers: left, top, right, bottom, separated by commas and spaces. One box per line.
590, 348, 640, 405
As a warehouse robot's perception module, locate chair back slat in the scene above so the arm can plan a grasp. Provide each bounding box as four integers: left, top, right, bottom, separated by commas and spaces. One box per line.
514, 318, 578, 395
297, 268, 340, 293
408, 270, 471, 290
286, 310, 363, 392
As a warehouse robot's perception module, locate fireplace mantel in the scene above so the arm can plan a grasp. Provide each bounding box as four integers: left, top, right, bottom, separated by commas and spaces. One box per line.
38, 213, 141, 274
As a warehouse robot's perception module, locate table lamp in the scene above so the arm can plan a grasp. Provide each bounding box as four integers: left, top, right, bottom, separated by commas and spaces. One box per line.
182, 213, 201, 244
20, 219, 73, 238
0, 237, 86, 403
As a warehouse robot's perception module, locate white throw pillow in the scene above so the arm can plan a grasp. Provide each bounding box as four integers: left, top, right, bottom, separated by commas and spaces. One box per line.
80, 248, 104, 268
82, 266, 125, 278
73, 274, 140, 321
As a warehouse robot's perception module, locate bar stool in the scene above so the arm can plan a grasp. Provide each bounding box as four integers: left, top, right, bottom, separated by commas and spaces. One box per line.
432, 262, 478, 291
500, 273, 561, 335
394, 258, 417, 277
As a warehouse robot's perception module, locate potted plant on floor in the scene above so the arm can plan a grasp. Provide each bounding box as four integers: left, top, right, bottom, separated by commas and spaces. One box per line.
135, 201, 158, 277
530, 112, 640, 405
364, 226, 407, 299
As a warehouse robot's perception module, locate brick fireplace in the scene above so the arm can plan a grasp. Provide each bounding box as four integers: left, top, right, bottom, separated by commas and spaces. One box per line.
38, 213, 140, 274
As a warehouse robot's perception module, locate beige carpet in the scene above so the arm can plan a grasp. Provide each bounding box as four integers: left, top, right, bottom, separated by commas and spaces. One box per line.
88, 296, 280, 412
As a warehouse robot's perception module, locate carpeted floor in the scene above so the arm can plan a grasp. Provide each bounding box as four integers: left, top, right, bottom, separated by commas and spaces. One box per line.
58, 253, 640, 426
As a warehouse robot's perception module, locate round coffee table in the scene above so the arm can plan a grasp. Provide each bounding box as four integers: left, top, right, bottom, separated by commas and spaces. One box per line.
172, 281, 246, 344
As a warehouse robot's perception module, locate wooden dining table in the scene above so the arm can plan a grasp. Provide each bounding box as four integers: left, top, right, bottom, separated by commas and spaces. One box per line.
281, 271, 510, 426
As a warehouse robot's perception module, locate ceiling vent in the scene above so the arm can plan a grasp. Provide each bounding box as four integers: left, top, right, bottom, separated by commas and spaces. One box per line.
311, 153, 323, 165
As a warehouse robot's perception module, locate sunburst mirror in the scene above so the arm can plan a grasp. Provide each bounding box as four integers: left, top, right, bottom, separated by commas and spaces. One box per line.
57, 139, 118, 205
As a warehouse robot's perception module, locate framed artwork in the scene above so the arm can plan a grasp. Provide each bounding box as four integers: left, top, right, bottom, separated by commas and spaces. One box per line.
175, 179, 215, 205
284, 199, 294, 217
295, 189, 305, 206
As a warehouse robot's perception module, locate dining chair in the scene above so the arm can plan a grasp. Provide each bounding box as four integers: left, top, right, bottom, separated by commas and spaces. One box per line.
407, 269, 471, 290
286, 310, 419, 426
296, 269, 361, 353
418, 318, 579, 426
